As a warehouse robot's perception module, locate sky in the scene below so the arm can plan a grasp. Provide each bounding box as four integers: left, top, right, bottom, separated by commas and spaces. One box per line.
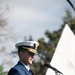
1, 0, 75, 41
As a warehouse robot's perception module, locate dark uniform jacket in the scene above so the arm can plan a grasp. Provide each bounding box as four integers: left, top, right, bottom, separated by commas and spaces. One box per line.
8, 61, 34, 75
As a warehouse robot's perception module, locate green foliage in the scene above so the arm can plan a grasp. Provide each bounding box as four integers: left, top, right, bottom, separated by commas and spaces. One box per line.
62, 10, 75, 33
0, 65, 3, 72
0, 72, 8, 75
0, 65, 8, 75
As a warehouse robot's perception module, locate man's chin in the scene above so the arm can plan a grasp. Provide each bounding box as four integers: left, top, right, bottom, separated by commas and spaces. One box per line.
29, 61, 33, 64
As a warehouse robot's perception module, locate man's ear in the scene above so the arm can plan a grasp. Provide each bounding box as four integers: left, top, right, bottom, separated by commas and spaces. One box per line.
19, 51, 23, 57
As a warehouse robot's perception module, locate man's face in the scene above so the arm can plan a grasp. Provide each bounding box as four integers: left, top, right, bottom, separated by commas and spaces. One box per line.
20, 50, 35, 65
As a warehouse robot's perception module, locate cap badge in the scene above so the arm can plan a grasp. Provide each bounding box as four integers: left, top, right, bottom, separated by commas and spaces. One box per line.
34, 43, 37, 49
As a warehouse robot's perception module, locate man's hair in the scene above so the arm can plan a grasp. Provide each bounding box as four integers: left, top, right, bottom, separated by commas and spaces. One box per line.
17, 46, 27, 56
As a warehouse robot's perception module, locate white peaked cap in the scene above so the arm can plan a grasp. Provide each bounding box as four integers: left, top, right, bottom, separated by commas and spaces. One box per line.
15, 41, 39, 54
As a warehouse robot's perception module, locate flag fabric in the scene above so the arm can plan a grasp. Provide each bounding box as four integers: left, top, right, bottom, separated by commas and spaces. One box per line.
46, 24, 75, 75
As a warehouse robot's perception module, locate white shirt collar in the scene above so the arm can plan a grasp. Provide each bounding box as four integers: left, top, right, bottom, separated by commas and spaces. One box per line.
19, 61, 30, 71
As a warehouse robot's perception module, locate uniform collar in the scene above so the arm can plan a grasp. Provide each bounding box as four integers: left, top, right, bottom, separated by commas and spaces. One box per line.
19, 61, 30, 71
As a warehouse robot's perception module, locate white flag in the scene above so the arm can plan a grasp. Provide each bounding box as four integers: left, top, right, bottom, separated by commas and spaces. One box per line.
46, 24, 75, 75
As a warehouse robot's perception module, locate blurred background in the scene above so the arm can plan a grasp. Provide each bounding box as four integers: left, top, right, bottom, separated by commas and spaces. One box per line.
0, 0, 75, 75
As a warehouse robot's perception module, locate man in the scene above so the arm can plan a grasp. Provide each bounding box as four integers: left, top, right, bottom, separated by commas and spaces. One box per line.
8, 41, 39, 75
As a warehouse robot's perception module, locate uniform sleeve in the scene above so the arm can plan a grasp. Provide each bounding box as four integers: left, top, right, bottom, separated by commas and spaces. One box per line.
7, 68, 21, 75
